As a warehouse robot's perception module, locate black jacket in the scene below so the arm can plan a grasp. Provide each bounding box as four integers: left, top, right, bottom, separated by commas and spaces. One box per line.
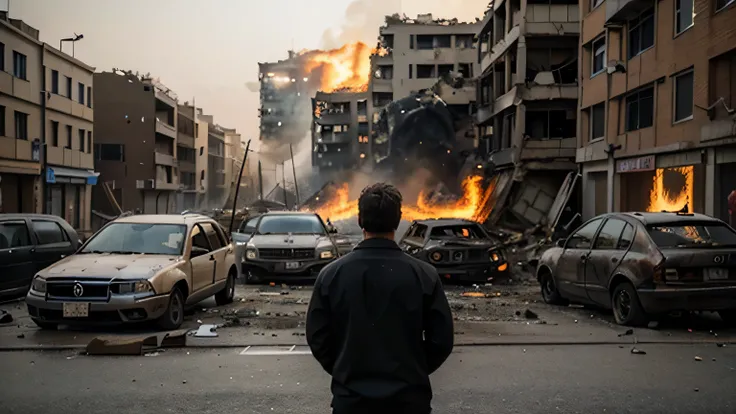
306, 237, 454, 402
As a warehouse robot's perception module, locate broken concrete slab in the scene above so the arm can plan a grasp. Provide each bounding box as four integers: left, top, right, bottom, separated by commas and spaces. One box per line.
194, 324, 218, 338
86, 329, 190, 355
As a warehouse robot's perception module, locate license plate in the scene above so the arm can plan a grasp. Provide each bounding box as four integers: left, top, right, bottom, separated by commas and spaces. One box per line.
705, 268, 729, 281
62, 302, 89, 318
285, 262, 300, 270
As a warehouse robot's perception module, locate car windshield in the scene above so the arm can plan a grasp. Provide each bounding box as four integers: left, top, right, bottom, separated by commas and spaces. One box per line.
81, 223, 187, 255
257, 215, 325, 235
430, 225, 485, 239
647, 222, 736, 248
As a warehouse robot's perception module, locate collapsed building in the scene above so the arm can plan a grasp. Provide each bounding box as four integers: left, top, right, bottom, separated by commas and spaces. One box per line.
474, 0, 580, 233
311, 91, 372, 171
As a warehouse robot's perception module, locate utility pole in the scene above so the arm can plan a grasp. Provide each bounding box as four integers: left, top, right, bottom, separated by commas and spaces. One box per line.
281, 163, 288, 208
257, 160, 264, 200
228, 139, 251, 235
289, 143, 300, 207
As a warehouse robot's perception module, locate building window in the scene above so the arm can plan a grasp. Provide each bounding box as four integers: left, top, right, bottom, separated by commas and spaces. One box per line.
51, 121, 59, 146
14, 111, 28, 140
0, 42, 4, 71
417, 65, 436, 79
674, 70, 694, 122
78, 83, 85, 105
590, 103, 605, 140
0, 105, 4, 136
591, 0, 604, 9
459, 63, 473, 78
716, 0, 734, 12
438, 64, 454, 77
12, 51, 27, 80
65, 125, 72, 149
626, 86, 655, 131
410, 35, 415, 49
629, 9, 655, 58
408, 64, 413, 79
675, 0, 694, 34
592, 37, 606, 76
87, 131, 92, 153
87, 86, 92, 108
78, 129, 85, 152
94, 143, 125, 161
65, 76, 72, 99
51, 70, 59, 94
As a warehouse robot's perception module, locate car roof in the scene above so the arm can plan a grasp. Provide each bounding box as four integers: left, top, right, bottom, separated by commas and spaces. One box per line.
0, 213, 66, 220
261, 211, 318, 216
114, 214, 216, 225
414, 218, 479, 227
615, 212, 723, 226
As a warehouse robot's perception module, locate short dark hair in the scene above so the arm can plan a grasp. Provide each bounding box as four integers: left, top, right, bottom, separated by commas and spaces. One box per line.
358, 183, 402, 233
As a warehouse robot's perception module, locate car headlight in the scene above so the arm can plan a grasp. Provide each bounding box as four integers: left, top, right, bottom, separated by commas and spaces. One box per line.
246, 249, 257, 260
115, 280, 154, 295
235, 241, 247, 246
31, 277, 46, 293
430, 251, 443, 262
319, 250, 335, 259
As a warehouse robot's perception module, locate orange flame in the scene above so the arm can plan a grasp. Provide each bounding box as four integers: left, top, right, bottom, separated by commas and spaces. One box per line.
308, 176, 497, 224
302, 42, 374, 93
646, 166, 694, 213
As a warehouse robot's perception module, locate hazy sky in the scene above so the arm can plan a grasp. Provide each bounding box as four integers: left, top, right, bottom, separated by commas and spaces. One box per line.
8, 0, 489, 147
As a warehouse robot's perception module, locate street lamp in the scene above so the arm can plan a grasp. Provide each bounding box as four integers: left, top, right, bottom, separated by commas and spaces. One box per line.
59, 33, 84, 57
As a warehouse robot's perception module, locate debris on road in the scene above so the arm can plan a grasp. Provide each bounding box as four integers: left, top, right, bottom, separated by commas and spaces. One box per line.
619, 329, 634, 337
0, 310, 13, 324
17, 333, 24, 339
194, 324, 219, 338
461, 292, 487, 298
260, 292, 281, 297
647, 321, 659, 329
694, 356, 703, 362
631, 348, 647, 355
716, 343, 725, 348
86, 329, 188, 355
523, 309, 538, 320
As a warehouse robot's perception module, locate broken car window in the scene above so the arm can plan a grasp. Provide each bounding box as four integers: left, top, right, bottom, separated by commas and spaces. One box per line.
647, 223, 736, 248
566, 218, 602, 249
430, 225, 484, 239
81, 223, 187, 255
593, 219, 626, 250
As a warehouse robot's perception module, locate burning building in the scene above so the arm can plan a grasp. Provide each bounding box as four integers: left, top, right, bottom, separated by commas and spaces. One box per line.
311, 91, 373, 171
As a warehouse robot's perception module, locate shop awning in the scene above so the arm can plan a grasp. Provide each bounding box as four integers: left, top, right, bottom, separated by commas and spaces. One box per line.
46, 167, 100, 185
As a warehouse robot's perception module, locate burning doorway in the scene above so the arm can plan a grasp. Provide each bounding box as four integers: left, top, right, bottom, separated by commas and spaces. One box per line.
620, 165, 704, 213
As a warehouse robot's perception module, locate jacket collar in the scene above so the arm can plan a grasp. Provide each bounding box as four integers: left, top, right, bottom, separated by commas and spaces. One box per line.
354, 237, 401, 250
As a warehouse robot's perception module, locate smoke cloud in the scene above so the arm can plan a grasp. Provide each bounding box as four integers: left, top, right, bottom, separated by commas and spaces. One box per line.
321, 0, 492, 48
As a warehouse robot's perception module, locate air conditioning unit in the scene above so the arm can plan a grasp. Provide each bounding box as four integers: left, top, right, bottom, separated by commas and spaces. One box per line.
135, 180, 145, 189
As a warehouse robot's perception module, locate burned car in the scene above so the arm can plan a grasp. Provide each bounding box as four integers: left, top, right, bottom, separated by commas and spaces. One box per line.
398, 219, 508, 283
26, 214, 237, 330
536, 212, 736, 326
236, 212, 340, 283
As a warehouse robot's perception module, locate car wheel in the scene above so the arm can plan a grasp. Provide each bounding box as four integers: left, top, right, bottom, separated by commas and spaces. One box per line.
540, 272, 568, 306
718, 310, 736, 325
611, 282, 648, 327
215, 271, 236, 306
157, 287, 185, 331
32, 319, 58, 330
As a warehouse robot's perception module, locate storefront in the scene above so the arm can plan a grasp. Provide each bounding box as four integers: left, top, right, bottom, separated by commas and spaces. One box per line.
713, 146, 736, 226
45, 166, 99, 231
581, 160, 609, 221
0, 159, 42, 214
617, 151, 705, 214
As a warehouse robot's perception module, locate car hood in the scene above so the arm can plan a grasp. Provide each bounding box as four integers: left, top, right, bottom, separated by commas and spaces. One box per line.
426, 239, 497, 249
250, 234, 332, 249
39, 254, 181, 280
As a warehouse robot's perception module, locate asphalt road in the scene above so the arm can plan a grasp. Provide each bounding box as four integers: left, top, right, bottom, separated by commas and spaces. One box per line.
2, 344, 735, 414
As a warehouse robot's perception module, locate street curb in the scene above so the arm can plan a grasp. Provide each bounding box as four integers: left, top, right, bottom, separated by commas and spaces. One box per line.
0, 339, 733, 352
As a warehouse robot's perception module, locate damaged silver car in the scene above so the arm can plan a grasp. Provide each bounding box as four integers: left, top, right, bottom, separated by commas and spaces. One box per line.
235, 212, 340, 283
536, 212, 736, 326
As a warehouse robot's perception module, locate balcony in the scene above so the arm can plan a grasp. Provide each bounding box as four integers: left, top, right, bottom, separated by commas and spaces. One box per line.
372, 54, 393, 65
155, 151, 178, 167
179, 160, 196, 173
315, 132, 352, 144
372, 78, 392, 93
520, 137, 577, 160
177, 133, 195, 148
317, 112, 352, 125
526, 4, 580, 35
0, 71, 12, 97
156, 180, 179, 191
154, 88, 177, 108
156, 119, 177, 139
606, 0, 652, 23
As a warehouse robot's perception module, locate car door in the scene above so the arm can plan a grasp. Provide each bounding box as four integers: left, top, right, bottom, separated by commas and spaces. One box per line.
189, 223, 215, 292
201, 222, 228, 284
30, 219, 73, 273
586, 218, 629, 306
0, 219, 35, 295
555, 218, 604, 301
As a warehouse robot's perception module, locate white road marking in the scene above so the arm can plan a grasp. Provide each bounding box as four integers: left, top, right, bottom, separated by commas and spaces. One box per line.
239, 345, 312, 356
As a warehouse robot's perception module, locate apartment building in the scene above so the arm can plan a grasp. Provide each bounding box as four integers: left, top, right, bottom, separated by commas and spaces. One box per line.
195, 109, 209, 205
258, 52, 314, 144
474, 0, 580, 228
206, 121, 227, 207
577, 0, 736, 221
177, 102, 197, 210
0, 15, 97, 234
92, 71, 179, 217
311, 91, 372, 171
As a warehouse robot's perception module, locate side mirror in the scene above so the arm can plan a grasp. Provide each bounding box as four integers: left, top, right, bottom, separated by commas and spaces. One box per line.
556, 239, 566, 248
190, 246, 209, 258
329, 227, 338, 234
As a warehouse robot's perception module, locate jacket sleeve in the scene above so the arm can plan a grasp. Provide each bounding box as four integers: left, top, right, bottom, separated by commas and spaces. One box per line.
423, 270, 454, 374
306, 270, 335, 374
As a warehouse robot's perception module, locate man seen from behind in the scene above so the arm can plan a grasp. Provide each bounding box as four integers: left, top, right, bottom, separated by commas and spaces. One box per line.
306, 183, 454, 414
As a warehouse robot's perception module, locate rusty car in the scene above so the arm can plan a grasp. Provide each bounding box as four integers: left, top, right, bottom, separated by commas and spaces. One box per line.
398, 218, 508, 284
536, 211, 736, 326
25, 214, 237, 330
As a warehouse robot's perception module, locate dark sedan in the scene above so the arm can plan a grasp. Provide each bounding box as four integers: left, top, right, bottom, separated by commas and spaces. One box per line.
398, 218, 508, 284
536, 211, 736, 326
